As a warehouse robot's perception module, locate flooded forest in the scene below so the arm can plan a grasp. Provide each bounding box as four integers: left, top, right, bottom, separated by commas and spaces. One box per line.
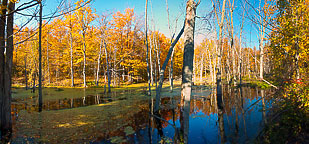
0, 0, 308, 143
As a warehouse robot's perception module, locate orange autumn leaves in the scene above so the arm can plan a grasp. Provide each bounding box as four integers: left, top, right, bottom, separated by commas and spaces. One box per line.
13, 1, 183, 86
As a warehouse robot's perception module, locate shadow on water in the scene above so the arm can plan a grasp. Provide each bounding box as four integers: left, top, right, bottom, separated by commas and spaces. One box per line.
6, 85, 273, 143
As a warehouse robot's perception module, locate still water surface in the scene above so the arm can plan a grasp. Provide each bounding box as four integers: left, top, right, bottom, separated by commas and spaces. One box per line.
9, 85, 272, 143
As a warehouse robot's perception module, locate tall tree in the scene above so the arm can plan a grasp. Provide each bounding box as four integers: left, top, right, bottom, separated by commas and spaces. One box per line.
181, 0, 200, 103
104, 42, 111, 93
38, 0, 43, 112
64, 0, 76, 87
1, 0, 15, 139
154, 27, 184, 112
165, 0, 174, 92
95, 14, 109, 87
180, 0, 200, 143
213, 0, 227, 111
0, 0, 8, 135
238, 9, 245, 85
75, 0, 96, 87
270, 0, 308, 81
145, 0, 151, 96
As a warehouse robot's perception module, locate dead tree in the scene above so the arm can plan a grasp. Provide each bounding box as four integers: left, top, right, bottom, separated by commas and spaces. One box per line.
180, 1, 200, 143
213, 0, 227, 110
145, 0, 151, 96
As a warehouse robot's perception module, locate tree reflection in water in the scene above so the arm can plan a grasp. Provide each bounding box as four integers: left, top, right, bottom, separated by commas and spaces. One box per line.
8, 86, 272, 143
217, 88, 226, 143
148, 85, 272, 143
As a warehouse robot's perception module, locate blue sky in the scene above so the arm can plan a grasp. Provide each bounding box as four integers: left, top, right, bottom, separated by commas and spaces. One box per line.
16, 0, 261, 48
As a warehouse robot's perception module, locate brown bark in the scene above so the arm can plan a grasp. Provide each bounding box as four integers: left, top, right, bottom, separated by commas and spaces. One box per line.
1, 1, 14, 139
0, 0, 8, 133
38, 1, 43, 112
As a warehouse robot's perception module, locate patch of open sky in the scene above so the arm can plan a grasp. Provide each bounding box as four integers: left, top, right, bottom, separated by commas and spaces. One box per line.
14, 0, 263, 48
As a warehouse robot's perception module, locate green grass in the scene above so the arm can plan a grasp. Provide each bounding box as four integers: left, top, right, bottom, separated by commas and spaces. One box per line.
11, 81, 186, 101
14, 93, 148, 143
237, 79, 272, 89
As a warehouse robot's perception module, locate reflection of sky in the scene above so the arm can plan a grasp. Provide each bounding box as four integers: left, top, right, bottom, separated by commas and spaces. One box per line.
224, 97, 266, 143
188, 112, 219, 144
129, 96, 271, 144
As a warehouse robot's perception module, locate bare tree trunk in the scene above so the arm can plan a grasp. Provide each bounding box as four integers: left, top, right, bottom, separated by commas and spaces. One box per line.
193, 55, 196, 83
166, 0, 174, 92
207, 49, 213, 84
238, 10, 245, 85
0, 1, 14, 139
214, 0, 227, 112
258, 4, 266, 80
70, 30, 74, 87
154, 26, 184, 112
153, 32, 159, 89
247, 48, 250, 78
96, 40, 103, 87
0, 1, 8, 132
145, 0, 151, 96
226, 49, 231, 83
121, 66, 124, 82
104, 43, 111, 93
149, 36, 154, 86
24, 57, 28, 90
1, 1, 14, 138
113, 47, 116, 86
254, 46, 257, 78
227, 0, 236, 85
170, 52, 174, 92
213, 51, 216, 83
259, 39, 264, 79
46, 32, 51, 84
38, 1, 43, 112
154, 41, 158, 89
83, 30, 87, 87
32, 70, 36, 93
155, 36, 161, 73
180, 1, 199, 143
200, 54, 204, 82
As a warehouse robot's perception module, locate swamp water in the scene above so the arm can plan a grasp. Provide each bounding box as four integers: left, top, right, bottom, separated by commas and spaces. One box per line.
8, 85, 273, 143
